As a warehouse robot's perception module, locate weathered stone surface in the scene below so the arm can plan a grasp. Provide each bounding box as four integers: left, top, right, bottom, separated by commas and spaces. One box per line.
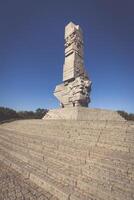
54, 22, 91, 108
0, 119, 134, 200
43, 107, 125, 121
0, 160, 58, 200
43, 22, 125, 121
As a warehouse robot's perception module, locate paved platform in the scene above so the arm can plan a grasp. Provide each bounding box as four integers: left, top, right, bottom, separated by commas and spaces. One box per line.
0, 161, 58, 200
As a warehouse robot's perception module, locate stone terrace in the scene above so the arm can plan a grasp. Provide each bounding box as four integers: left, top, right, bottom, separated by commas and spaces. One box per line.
0, 119, 134, 200
0, 161, 58, 200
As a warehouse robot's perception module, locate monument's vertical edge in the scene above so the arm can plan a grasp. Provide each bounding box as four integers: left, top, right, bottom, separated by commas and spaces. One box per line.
54, 22, 92, 108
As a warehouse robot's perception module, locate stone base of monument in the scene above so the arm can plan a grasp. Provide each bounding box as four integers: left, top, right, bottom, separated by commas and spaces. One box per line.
43, 107, 125, 121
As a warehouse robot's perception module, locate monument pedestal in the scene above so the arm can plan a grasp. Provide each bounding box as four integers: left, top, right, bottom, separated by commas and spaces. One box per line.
43, 107, 125, 121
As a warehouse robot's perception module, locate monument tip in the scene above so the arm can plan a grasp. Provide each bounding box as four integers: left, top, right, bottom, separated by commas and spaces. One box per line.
66, 21, 77, 27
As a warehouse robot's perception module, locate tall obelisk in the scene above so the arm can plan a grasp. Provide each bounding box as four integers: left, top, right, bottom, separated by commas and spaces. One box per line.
43, 22, 125, 121
54, 22, 92, 107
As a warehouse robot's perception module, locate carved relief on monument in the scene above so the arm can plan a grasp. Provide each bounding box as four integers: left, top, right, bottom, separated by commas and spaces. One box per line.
54, 22, 92, 108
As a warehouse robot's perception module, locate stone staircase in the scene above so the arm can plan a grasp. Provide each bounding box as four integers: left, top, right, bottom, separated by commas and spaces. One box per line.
43, 107, 125, 121
0, 119, 134, 200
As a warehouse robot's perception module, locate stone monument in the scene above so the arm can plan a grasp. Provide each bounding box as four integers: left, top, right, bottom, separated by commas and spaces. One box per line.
43, 22, 124, 121
54, 22, 92, 108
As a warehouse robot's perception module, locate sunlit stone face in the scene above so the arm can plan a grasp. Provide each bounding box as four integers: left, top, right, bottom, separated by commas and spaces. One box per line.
63, 22, 84, 82
54, 22, 92, 108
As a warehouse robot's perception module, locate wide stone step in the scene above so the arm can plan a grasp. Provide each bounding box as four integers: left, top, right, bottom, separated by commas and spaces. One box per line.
90, 145, 134, 164
0, 127, 99, 147
0, 141, 82, 187
1, 126, 130, 157
0, 139, 83, 175
0, 133, 88, 165
0, 135, 133, 199
0, 147, 103, 200
0, 129, 133, 172
1, 146, 133, 200
0, 119, 128, 133
0, 128, 95, 155
76, 176, 134, 200
0, 128, 133, 163
0, 121, 129, 143
0, 136, 79, 168
0, 148, 72, 200
0, 119, 133, 200
81, 164, 134, 193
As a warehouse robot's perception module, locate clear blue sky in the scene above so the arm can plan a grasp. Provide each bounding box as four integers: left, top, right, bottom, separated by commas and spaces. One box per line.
0, 0, 134, 112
